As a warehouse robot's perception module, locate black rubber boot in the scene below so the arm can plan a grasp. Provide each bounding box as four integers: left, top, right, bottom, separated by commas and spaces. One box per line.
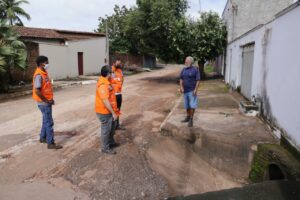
109, 142, 120, 148
116, 125, 126, 130
181, 116, 190, 123
47, 143, 63, 149
39, 138, 47, 143
188, 118, 193, 127
101, 148, 116, 155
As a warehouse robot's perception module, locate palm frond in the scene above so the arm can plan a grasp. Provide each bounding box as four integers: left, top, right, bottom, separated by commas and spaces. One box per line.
14, 7, 31, 20
1, 0, 30, 25
11, 40, 26, 48
0, 45, 14, 55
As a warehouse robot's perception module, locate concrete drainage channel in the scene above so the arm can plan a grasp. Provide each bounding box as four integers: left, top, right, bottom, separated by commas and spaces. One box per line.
152, 83, 300, 199
156, 123, 300, 199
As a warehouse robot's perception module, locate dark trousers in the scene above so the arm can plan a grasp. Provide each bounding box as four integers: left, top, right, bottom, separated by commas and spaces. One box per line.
96, 113, 116, 150
38, 104, 54, 144
116, 94, 122, 128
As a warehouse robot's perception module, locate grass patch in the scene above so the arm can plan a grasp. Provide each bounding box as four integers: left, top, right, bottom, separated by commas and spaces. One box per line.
204, 65, 215, 73
199, 82, 230, 94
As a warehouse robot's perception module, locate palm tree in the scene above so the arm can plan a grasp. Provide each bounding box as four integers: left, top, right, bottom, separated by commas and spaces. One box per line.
0, 19, 27, 91
0, 20, 12, 72
0, 0, 30, 26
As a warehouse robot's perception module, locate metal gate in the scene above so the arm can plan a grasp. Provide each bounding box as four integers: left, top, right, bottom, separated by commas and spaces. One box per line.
241, 44, 255, 100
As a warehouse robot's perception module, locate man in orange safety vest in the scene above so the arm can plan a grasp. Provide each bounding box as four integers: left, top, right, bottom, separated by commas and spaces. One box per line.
32, 56, 62, 149
111, 58, 125, 130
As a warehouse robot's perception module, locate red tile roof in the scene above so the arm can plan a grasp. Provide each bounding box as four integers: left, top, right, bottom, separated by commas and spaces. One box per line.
14, 26, 105, 41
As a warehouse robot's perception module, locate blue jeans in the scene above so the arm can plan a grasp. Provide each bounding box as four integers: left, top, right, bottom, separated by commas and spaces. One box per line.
183, 91, 198, 109
38, 105, 54, 144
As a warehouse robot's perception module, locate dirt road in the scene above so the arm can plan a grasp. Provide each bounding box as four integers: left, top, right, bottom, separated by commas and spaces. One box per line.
0, 65, 240, 200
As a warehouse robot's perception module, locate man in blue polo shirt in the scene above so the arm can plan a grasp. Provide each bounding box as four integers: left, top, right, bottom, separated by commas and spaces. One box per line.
179, 56, 200, 127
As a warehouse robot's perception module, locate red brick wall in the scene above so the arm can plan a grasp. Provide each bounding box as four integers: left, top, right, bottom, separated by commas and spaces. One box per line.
11, 42, 39, 83
110, 52, 143, 68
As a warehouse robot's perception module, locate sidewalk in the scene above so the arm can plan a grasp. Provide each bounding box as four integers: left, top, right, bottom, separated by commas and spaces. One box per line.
160, 79, 278, 180
0, 76, 98, 102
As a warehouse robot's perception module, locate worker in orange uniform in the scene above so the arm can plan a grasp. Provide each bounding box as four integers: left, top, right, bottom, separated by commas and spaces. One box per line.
33, 56, 62, 149
111, 58, 125, 130
95, 65, 120, 155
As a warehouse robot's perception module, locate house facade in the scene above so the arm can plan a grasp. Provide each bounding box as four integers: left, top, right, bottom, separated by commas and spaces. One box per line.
13, 27, 107, 81
222, 0, 294, 42
223, 1, 300, 150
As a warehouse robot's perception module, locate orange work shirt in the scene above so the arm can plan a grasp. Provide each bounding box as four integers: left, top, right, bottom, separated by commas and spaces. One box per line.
95, 76, 120, 115
111, 65, 123, 94
32, 67, 53, 102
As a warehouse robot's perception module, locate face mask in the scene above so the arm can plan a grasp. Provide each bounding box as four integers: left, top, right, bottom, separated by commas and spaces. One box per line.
44, 64, 50, 70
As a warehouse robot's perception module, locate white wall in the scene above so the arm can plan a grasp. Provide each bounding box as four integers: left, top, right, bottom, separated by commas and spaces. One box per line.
39, 42, 74, 79
68, 38, 106, 75
39, 37, 106, 80
225, 4, 300, 149
223, 0, 293, 42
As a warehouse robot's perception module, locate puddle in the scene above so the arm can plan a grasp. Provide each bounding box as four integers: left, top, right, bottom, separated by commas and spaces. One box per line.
141, 75, 179, 84
0, 154, 12, 159
0, 153, 12, 163
55, 131, 78, 137
55, 131, 78, 144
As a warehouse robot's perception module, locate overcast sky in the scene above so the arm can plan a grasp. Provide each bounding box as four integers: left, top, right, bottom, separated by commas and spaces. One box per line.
22, 0, 227, 32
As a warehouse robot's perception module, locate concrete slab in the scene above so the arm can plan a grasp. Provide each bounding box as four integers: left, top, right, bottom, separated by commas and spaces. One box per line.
161, 79, 278, 179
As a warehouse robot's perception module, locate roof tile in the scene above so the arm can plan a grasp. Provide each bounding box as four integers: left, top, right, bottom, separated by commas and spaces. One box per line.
14, 26, 105, 41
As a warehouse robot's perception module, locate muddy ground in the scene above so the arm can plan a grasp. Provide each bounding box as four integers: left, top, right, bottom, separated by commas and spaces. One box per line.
0, 65, 242, 200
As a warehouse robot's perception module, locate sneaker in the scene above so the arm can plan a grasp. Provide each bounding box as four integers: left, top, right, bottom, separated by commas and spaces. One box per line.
39, 138, 47, 143
109, 142, 120, 148
181, 116, 190, 123
188, 118, 193, 127
47, 143, 63, 149
101, 148, 116, 155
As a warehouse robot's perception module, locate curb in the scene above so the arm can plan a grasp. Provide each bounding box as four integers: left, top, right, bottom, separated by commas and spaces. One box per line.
0, 80, 97, 102
159, 94, 182, 132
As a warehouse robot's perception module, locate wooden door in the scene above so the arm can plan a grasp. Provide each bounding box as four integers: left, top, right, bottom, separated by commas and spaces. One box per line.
78, 52, 83, 75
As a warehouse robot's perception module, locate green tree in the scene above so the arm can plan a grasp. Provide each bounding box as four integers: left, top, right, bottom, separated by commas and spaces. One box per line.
0, 20, 27, 91
125, 0, 188, 61
190, 12, 227, 79
168, 17, 195, 63
0, 0, 30, 25
97, 5, 135, 53
97, 0, 189, 60
96, 2, 227, 75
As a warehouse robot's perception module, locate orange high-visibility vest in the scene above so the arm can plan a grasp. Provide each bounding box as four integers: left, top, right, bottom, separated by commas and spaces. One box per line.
111, 65, 123, 94
95, 76, 120, 115
32, 67, 53, 102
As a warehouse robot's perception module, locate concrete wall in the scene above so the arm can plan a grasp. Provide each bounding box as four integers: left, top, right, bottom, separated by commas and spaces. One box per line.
39, 37, 106, 80
68, 38, 106, 75
225, 3, 300, 149
39, 42, 70, 79
223, 0, 294, 42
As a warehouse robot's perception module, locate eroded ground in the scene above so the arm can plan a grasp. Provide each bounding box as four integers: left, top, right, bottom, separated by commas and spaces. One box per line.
0, 66, 258, 200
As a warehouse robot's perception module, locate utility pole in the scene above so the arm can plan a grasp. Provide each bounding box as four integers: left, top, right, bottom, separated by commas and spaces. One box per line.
105, 21, 109, 65
198, 0, 202, 14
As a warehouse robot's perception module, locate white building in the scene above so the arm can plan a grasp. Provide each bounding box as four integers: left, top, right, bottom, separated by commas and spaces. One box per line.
14, 27, 107, 80
222, 0, 294, 42
224, 1, 300, 150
